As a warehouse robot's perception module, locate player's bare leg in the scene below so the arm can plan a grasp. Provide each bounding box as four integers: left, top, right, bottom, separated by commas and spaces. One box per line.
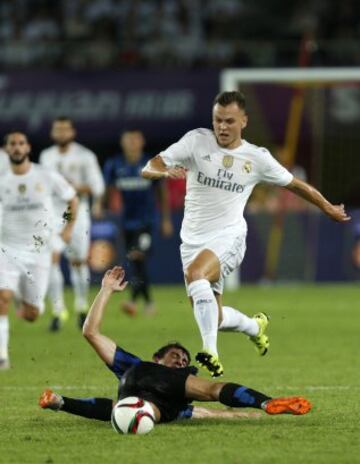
18, 302, 40, 322
0, 289, 12, 369
70, 259, 90, 329
185, 249, 224, 377
0, 291, 38, 370
48, 252, 69, 332
185, 375, 312, 415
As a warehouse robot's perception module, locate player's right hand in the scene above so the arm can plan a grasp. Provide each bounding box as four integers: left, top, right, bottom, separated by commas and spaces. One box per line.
325, 203, 351, 222
102, 266, 128, 292
166, 166, 187, 179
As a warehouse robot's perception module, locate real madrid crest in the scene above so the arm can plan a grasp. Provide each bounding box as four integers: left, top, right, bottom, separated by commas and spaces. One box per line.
18, 184, 26, 194
222, 155, 234, 168
242, 161, 252, 173
35, 183, 44, 192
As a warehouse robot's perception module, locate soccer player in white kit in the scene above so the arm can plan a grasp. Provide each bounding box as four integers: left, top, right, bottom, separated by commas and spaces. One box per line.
0, 132, 78, 370
142, 91, 351, 377
40, 117, 105, 331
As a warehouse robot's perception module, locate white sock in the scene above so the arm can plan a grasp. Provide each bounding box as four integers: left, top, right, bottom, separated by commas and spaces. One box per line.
0, 315, 9, 360
48, 263, 66, 316
219, 306, 259, 336
188, 279, 219, 356
70, 264, 90, 312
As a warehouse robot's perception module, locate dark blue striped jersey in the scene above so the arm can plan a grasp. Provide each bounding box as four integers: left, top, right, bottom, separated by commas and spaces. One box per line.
107, 346, 194, 421
103, 154, 158, 230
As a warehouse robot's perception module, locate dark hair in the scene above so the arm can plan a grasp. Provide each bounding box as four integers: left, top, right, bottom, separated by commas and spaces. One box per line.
153, 341, 191, 364
121, 127, 144, 136
3, 131, 28, 145
213, 91, 246, 111
53, 116, 75, 127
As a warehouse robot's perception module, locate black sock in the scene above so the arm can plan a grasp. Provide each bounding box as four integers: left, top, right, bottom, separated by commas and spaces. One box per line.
219, 383, 271, 409
61, 397, 113, 421
131, 259, 151, 303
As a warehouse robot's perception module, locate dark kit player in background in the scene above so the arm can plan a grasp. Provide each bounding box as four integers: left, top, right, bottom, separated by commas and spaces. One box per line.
103, 129, 173, 316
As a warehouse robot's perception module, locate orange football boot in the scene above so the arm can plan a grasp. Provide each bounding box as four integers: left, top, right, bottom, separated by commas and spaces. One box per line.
265, 396, 312, 415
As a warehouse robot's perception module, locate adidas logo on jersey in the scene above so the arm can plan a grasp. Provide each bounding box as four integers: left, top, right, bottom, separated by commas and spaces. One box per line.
201, 154, 211, 162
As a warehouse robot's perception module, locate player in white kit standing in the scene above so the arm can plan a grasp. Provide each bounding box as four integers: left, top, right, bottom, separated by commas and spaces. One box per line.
40, 117, 105, 331
0, 132, 78, 369
142, 91, 351, 377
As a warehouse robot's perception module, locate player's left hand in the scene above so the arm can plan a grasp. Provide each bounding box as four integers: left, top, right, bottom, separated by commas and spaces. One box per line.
161, 218, 173, 237
325, 203, 351, 222
102, 266, 128, 292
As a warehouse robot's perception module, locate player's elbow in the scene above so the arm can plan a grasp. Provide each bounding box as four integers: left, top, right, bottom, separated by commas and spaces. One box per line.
82, 323, 97, 342
141, 163, 151, 179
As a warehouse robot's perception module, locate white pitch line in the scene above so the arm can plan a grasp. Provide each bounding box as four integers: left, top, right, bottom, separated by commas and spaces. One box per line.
0, 385, 359, 391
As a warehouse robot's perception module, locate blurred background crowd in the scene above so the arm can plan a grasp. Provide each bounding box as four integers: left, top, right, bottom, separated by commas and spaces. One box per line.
1, 0, 360, 69
0, 0, 359, 283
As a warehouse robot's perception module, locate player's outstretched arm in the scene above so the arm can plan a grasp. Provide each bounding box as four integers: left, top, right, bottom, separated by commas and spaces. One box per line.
285, 177, 351, 223
142, 155, 186, 180
154, 180, 173, 237
83, 266, 128, 365
60, 195, 79, 244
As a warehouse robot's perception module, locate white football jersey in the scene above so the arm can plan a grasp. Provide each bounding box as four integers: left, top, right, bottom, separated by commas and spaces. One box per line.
0, 148, 10, 176
39, 142, 105, 216
0, 163, 76, 255
0, 149, 10, 228
161, 128, 293, 245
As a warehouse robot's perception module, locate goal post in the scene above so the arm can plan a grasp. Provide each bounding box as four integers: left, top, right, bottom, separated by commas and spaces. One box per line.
220, 67, 360, 88
221, 67, 360, 286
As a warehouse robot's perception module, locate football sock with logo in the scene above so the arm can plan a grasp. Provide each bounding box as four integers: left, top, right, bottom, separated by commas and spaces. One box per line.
219, 383, 271, 409
61, 397, 113, 421
0, 315, 9, 360
48, 263, 66, 316
219, 306, 259, 336
70, 264, 90, 312
188, 279, 219, 356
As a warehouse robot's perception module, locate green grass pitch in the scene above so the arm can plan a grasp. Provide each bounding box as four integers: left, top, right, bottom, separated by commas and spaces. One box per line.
1, 284, 360, 464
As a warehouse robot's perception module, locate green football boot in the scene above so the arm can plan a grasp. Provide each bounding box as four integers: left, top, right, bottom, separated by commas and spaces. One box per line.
249, 312, 270, 356
195, 351, 224, 378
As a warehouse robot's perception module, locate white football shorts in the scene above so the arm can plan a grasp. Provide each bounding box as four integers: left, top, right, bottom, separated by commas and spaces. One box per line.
0, 247, 51, 313
180, 231, 247, 295
51, 205, 90, 261
64, 214, 90, 261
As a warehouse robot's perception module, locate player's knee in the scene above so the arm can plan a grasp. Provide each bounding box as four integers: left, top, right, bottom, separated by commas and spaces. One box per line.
208, 383, 222, 401
184, 266, 207, 284
199, 383, 222, 401
23, 306, 39, 322
0, 293, 12, 313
